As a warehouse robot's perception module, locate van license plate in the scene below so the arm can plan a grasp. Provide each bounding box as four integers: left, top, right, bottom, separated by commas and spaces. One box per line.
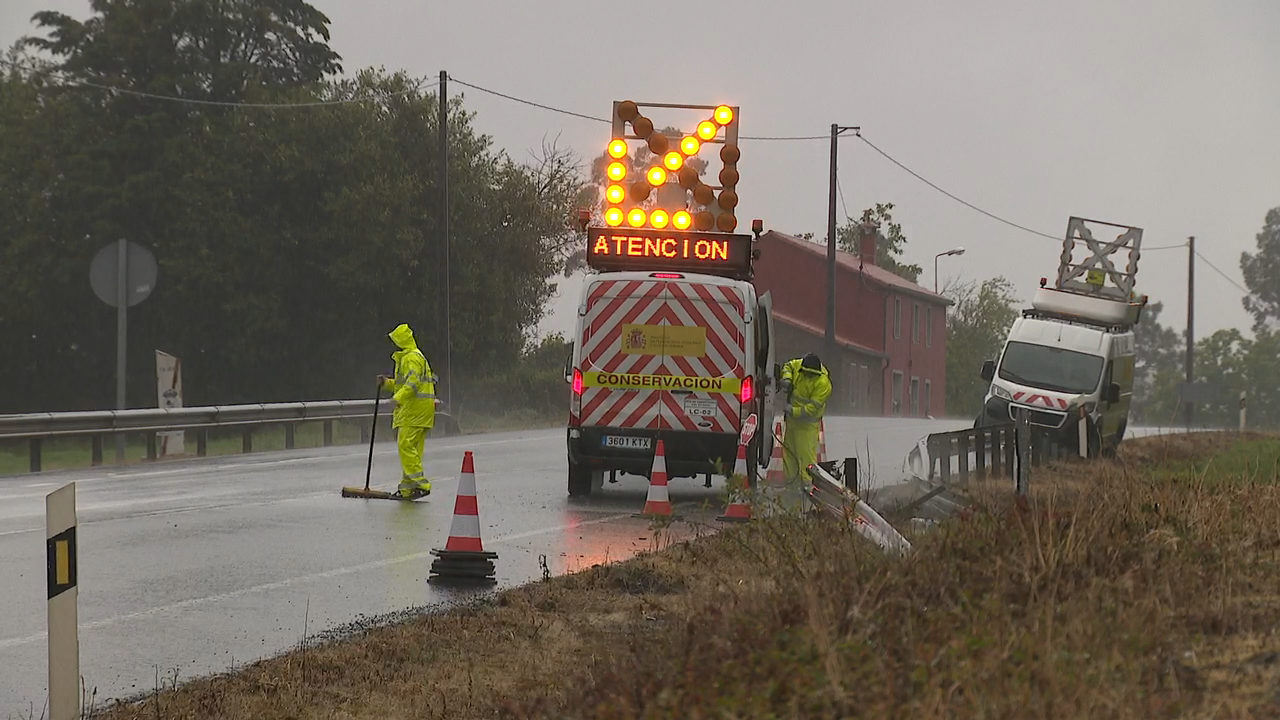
603, 435, 652, 450
683, 398, 718, 417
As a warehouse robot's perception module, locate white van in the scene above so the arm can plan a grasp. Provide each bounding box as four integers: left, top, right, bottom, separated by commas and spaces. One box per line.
976, 286, 1144, 456
562, 227, 777, 496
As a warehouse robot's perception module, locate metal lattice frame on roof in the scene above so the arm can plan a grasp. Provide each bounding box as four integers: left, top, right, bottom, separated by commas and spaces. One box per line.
1056, 216, 1143, 301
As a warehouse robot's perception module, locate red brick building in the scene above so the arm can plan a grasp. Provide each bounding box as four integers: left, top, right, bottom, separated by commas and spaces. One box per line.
753, 230, 952, 418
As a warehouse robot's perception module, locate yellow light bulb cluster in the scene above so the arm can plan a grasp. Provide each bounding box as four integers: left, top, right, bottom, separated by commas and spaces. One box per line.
601, 101, 739, 231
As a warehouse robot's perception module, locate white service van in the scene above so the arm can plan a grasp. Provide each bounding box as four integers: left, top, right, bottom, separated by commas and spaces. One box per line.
977, 285, 1145, 456
562, 226, 777, 496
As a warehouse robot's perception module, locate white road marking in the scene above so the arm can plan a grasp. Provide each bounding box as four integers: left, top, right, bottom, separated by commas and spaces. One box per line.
0, 507, 663, 649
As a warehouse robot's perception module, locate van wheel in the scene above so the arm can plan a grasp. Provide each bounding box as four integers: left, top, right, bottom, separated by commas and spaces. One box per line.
568, 460, 595, 496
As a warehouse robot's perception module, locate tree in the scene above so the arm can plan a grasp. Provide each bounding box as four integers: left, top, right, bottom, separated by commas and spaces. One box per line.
1241, 206, 1280, 332
836, 202, 923, 283
941, 276, 1020, 418
0, 3, 588, 413
1129, 300, 1183, 423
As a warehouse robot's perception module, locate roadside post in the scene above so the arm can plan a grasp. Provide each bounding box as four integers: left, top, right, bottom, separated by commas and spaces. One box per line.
1014, 407, 1030, 498
1077, 406, 1088, 458
46, 482, 80, 720
1240, 391, 1247, 432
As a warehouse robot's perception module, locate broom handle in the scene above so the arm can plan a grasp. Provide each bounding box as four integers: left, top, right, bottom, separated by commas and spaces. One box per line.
365, 381, 382, 491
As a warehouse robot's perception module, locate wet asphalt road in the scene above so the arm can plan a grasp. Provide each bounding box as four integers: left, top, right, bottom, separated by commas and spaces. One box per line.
0, 415, 1008, 713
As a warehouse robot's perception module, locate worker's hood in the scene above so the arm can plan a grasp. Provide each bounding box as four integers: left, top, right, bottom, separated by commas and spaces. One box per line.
389, 323, 417, 350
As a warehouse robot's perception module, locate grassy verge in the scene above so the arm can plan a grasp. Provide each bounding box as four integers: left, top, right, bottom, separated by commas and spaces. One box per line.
0, 409, 563, 477
87, 431, 1280, 719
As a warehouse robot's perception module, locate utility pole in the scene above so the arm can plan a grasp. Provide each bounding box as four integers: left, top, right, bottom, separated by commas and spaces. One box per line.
825, 123, 859, 366
438, 70, 451, 409
1184, 235, 1194, 430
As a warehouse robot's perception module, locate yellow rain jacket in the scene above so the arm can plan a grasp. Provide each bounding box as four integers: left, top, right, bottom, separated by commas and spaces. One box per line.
780, 357, 832, 483
381, 324, 437, 429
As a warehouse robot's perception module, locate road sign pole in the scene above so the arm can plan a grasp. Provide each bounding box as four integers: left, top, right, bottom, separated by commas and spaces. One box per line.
46, 482, 80, 720
115, 238, 128, 462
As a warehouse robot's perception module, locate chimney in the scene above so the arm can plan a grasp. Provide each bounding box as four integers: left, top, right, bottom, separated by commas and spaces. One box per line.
858, 222, 878, 266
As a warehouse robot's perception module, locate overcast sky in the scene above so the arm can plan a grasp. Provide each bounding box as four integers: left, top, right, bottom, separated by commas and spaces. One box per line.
5, 0, 1277, 344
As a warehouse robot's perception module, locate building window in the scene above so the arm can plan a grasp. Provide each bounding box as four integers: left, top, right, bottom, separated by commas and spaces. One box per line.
891, 370, 903, 417
925, 379, 932, 417
893, 296, 901, 339
910, 377, 920, 417
912, 303, 920, 343
926, 307, 934, 347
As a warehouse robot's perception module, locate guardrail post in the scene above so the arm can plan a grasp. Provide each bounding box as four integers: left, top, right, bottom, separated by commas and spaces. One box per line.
30, 438, 42, 473
242, 429, 253, 454
323, 421, 333, 447
1240, 391, 1247, 432
990, 427, 1003, 478
285, 424, 295, 450
360, 419, 371, 445
145, 433, 157, 461
957, 434, 971, 485
975, 428, 988, 478
91, 436, 103, 467
196, 430, 208, 457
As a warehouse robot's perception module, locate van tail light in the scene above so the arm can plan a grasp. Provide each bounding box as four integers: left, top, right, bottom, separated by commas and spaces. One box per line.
572, 368, 584, 396
740, 375, 754, 404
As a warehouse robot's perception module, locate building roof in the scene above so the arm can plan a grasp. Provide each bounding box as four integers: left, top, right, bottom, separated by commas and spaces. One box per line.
761, 231, 954, 306
771, 309, 887, 359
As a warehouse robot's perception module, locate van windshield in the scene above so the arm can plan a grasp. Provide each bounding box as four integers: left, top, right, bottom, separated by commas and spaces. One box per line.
997, 341, 1104, 395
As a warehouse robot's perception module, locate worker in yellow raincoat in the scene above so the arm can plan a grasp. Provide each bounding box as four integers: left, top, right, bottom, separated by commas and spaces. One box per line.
377, 323, 437, 498
779, 353, 832, 484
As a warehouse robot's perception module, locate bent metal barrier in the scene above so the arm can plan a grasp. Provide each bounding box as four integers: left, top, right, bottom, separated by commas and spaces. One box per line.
906, 418, 1086, 490
0, 400, 459, 473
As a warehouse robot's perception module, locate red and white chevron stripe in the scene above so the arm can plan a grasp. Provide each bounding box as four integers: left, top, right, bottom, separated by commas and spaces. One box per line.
578, 278, 746, 434
1011, 391, 1069, 409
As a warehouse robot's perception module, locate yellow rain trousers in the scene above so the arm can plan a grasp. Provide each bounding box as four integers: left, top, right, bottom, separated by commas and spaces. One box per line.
780, 358, 832, 484
381, 324, 437, 496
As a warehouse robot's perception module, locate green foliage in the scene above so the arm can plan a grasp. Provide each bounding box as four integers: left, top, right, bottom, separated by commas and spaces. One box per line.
1141, 328, 1280, 430
836, 202, 924, 283
942, 276, 1020, 418
0, 1, 587, 414
1241, 206, 1280, 332
1129, 300, 1184, 424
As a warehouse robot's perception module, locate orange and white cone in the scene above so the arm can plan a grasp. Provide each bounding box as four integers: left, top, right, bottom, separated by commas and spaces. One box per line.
817, 419, 827, 463
717, 440, 753, 523
429, 451, 498, 583
766, 419, 787, 487
634, 438, 678, 519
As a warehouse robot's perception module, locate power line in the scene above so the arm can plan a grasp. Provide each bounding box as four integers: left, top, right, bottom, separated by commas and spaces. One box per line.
1194, 249, 1251, 295
1, 57, 438, 108
449, 74, 835, 141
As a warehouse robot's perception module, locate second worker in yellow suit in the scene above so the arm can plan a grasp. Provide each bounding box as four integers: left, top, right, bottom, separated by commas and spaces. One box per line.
377, 323, 437, 498
780, 353, 833, 484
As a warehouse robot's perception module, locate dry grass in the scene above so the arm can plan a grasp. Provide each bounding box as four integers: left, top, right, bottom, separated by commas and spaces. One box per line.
89, 431, 1280, 719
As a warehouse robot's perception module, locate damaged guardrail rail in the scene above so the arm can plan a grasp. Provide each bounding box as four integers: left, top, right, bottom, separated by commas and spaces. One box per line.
0, 400, 459, 473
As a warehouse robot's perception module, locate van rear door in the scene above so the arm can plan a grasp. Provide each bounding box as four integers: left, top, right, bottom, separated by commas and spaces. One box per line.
580, 278, 666, 440
655, 280, 747, 435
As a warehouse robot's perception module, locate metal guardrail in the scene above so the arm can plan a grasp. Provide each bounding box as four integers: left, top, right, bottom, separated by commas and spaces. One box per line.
0, 399, 460, 473
908, 415, 1086, 490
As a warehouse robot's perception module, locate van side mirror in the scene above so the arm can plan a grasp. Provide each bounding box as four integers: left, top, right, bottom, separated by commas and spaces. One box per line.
980, 360, 995, 382
1106, 382, 1121, 404
563, 343, 575, 383
773, 362, 782, 382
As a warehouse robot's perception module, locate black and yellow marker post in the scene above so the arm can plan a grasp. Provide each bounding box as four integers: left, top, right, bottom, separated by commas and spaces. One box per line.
45, 482, 80, 720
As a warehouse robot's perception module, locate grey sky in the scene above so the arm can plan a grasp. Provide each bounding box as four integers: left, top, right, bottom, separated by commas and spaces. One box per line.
5, 0, 1277, 345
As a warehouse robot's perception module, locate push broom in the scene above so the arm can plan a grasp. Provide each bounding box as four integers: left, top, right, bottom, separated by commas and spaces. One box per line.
341, 381, 420, 500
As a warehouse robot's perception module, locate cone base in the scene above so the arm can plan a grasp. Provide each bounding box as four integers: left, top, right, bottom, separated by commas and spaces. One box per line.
716, 513, 752, 523
631, 511, 683, 521
428, 548, 497, 584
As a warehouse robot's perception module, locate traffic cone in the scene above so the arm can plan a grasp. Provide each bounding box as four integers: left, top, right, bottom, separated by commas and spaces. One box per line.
717, 440, 753, 523
428, 451, 498, 584
817, 419, 827, 463
633, 438, 679, 519
766, 419, 786, 487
